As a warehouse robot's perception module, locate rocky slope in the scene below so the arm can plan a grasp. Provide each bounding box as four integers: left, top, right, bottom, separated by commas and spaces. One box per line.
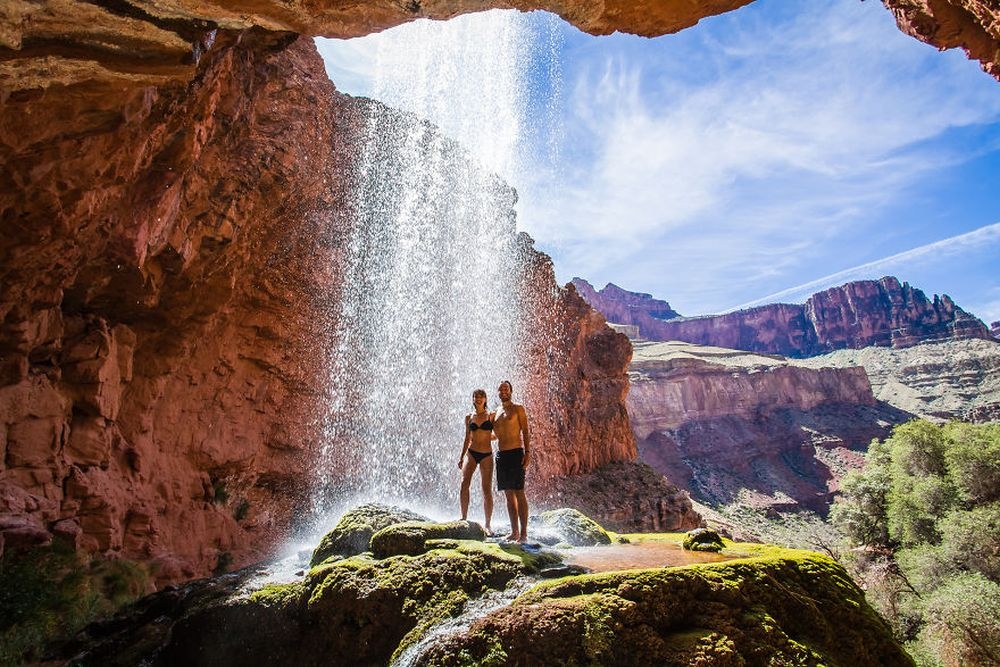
575, 276, 992, 357
797, 337, 1000, 422
629, 341, 912, 512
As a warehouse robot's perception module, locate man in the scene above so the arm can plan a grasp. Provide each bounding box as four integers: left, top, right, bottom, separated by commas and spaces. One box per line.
493, 379, 531, 543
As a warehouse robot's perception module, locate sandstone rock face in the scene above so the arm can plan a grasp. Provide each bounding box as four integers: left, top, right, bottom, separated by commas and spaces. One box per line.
3, 1, 998, 94
578, 276, 992, 357
0, 34, 361, 580
517, 267, 637, 485
570, 278, 680, 327
629, 341, 911, 511
544, 461, 703, 533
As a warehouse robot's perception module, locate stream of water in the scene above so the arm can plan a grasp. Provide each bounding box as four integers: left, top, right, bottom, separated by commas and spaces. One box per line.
311, 11, 549, 525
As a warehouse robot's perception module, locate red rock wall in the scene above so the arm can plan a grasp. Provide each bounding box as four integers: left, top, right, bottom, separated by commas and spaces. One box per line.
570, 279, 680, 327
516, 247, 638, 485
578, 277, 992, 357
0, 33, 360, 581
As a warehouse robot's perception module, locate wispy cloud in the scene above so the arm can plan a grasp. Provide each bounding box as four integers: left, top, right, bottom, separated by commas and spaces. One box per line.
729, 222, 1000, 309
516, 0, 1000, 314
315, 0, 1000, 320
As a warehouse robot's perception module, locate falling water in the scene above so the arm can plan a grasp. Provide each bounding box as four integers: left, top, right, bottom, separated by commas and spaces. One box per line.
312, 11, 550, 520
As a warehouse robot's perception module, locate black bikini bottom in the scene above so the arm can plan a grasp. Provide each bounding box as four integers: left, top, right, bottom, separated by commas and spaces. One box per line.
469, 450, 491, 464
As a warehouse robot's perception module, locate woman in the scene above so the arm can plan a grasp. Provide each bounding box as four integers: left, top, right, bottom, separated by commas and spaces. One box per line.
458, 388, 495, 533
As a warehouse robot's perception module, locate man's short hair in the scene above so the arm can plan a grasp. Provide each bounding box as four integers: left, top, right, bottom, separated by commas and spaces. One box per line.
500, 379, 513, 392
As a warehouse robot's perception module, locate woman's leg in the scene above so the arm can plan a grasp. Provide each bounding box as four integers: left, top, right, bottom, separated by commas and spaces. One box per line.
460, 456, 477, 520
479, 456, 495, 532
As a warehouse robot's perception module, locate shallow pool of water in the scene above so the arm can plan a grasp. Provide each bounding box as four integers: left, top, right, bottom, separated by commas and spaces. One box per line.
561, 540, 730, 573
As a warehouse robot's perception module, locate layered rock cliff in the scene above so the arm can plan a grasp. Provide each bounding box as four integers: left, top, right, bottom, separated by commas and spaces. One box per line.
1, 34, 356, 581
629, 341, 911, 512
797, 337, 1000, 422
575, 276, 992, 357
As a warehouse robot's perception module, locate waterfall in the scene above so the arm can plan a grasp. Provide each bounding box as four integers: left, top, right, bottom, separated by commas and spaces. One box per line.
312, 11, 542, 521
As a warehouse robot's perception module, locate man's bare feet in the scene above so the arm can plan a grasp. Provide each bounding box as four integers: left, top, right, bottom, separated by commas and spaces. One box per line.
517, 536, 528, 544
504, 532, 519, 542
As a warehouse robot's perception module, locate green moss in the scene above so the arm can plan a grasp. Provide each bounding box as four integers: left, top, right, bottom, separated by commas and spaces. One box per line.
370, 520, 486, 558
420, 551, 913, 666
310, 503, 427, 566
0, 544, 150, 666
249, 582, 305, 608
683, 528, 725, 552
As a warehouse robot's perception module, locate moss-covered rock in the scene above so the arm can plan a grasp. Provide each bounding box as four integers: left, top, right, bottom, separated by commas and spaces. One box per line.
535, 508, 614, 546
420, 550, 915, 667
303, 540, 544, 665
309, 503, 427, 566
683, 527, 725, 552
370, 520, 487, 558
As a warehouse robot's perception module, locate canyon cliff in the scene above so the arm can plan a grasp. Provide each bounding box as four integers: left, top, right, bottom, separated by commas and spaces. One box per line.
574, 276, 992, 357
4, 0, 1000, 582
628, 341, 910, 512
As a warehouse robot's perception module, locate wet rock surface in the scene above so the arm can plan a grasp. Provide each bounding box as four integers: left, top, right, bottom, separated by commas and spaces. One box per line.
43, 508, 911, 667
419, 551, 913, 667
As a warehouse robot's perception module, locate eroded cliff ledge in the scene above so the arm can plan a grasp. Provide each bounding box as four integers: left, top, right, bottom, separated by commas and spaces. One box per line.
629, 341, 912, 512
3, 0, 999, 96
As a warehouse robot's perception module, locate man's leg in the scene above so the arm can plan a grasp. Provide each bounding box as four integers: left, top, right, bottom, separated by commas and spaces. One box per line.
514, 490, 528, 543
504, 490, 519, 541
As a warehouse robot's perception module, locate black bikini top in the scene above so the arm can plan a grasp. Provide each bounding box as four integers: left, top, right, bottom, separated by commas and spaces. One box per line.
469, 419, 493, 431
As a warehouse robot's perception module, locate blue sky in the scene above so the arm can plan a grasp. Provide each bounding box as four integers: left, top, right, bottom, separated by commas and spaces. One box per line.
316, 0, 1000, 325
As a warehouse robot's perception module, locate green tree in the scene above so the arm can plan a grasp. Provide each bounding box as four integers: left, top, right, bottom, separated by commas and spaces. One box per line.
830, 437, 892, 549
942, 422, 1000, 506
886, 421, 958, 547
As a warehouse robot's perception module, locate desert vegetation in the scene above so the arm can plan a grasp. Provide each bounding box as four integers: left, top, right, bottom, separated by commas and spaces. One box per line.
830, 420, 1000, 667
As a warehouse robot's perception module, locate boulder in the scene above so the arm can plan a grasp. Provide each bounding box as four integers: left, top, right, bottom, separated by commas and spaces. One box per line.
534, 508, 613, 546
309, 503, 427, 566
370, 520, 486, 558
683, 527, 725, 552
420, 552, 913, 667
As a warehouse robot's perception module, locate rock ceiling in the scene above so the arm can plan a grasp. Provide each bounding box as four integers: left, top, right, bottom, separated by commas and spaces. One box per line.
2, 0, 998, 96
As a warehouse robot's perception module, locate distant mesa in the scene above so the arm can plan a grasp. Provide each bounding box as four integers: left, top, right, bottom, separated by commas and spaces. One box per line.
571, 275, 992, 358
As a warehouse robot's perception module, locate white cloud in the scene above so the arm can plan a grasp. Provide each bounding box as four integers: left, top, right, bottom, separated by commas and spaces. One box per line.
315, 1, 1000, 319
730, 222, 1000, 309
517, 0, 1000, 314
